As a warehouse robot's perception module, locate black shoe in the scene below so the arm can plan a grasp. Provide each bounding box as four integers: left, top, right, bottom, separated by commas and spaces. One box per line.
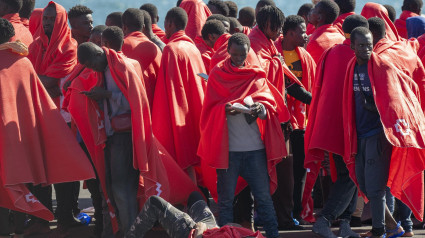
350, 216, 362, 227
278, 224, 305, 231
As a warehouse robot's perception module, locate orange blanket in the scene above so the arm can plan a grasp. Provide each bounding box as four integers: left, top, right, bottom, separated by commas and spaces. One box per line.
3, 13, 33, 47
179, 0, 212, 40
29, 8, 43, 36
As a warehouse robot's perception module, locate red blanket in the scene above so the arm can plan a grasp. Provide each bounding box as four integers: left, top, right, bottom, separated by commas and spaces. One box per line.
179, 0, 212, 40
0, 48, 95, 221
194, 36, 215, 74
122, 31, 162, 109
301, 39, 354, 222
343, 52, 425, 221
209, 33, 259, 72
198, 58, 288, 200
333, 12, 355, 35
395, 10, 419, 39
3, 13, 33, 47
306, 24, 345, 63
152, 24, 166, 39
200, 226, 265, 238
361, 2, 400, 42
306, 23, 315, 35
242, 26, 251, 35
29, 8, 42, 36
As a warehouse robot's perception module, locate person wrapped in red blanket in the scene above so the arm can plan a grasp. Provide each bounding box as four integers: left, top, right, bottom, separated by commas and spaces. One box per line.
178, 0, 212, 40
394, 0, 422, 39
0, 0, 33, 47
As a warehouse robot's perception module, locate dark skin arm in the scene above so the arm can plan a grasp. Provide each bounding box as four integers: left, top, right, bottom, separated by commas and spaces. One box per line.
39, 75, 61, 98
80, 86, 112, 101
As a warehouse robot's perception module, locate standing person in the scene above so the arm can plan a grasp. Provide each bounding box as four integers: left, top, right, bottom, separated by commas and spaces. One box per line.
140, 10, 166, 51
307, 0, 345, 63
68, 5, 93, 45
178, 0, 212, 40
19, 0, 35, 29
333, 0, 356, 34
140, 3, 165, 39
360, 2, 400, 42
343, 26, 425, 238
198, 33, 288, 238
305, 15, 369, 238
297, 3, 315, 35
0, 18, 95, 238
395, 0, 423, 39
275, 15, 316, 225
152, 7, 206, 181
121, 8, 162, 109
238, 6, 255, 28
0, 0, 33, 46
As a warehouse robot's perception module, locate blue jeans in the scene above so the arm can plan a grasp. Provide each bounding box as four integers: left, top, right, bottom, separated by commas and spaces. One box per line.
386, 189, 413, 232
217, 149, 279, 238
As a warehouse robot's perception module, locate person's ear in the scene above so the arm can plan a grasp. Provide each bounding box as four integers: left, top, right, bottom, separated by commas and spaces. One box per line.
156, 16, 159, 23
350, 42, 355, 50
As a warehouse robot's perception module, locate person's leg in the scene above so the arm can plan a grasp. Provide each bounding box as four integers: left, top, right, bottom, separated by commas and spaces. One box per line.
73, 181, 81, 216
351, 196, 364, 227
86, 178, 103, 237
291, 130, 307, 221
54, 182, 78, 226
241, 149, 279, 238
217, 151, 242, 227
386, 187, 395, 215
187, 192, 217, 228
109, 133, 139, 233
125, 196, 195, 238
0, 208, 10, 236
232, 186, 254, 229
13, 211, 26, 235
395, 199, 413, 235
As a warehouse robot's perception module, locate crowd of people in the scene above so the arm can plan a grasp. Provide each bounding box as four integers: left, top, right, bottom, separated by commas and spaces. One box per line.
1, 0, 425, 237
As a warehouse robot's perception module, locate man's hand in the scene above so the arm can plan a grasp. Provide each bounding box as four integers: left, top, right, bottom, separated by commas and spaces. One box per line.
62, 80, 72, 92
80, 87, 112, 101
249, 102, 262, 117
225, 103, 241, 115
39, 75, 59, 88
46, 86, 62, 98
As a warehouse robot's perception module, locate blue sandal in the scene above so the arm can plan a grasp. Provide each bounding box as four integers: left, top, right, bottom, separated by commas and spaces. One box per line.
385, 221, 405, 238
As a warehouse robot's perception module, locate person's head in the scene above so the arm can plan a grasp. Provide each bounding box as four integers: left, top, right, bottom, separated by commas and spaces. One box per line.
238, 6, 255, 27
68, 5, 93, 41
225, 1, 238, 18
140, 9, 153, 35
228, 17, 243, 34
164, 7, 188, 39
19, 0, 34, 19
122, 8, 144, 35
0, 0, 23, 17
282, 15, 308, 47
350, 26, 373, 65
257, 5, 285, 41
368, 17, 386, 46
207, 14, 230, 32
208, 0, 230, 16
140, 3, 159, 24
101, 26, 124, 51
402, 0, 423, 15
255, 0, 276, 17
227, 33, 250, 67
334, 0, 356, 15
106, 12, 123, 28
309, 0, 340, 27
89, 25, 107, 46
312, 0, 321, 5
342, 14, 368, 38
201, 19, 225, 47
78, 42, 108, 72
383, 5, 396, 22
0, 18, 15, 44
43, 3, 56, 38
297, 3, 314, 23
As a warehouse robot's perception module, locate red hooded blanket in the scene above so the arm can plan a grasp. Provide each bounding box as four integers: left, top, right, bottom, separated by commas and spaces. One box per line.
195, 35, 215, 74
343, 52, 425, 221
3, 13, 33, 47
29, 8, 42, 36
179, 0, 212, 40
361, 2, 400, 42
198, 58, 289, 200
395, 11, 419, 39
306, 24, 345, 63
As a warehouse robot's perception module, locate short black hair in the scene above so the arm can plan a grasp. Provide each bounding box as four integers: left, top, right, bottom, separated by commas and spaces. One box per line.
350, 26, 372, 43
257, 5, 285, 33
256, 0, 276, 10
282, 15, 305, 35
238, 7, 255, 27
228, 17, 242, 31
228, 32, 250, 49
91, 25, 107, 35
207, 14, 229, 24
68, 5, 93, 20
122, 8, 144, 31
106, 12, 123, 28
368, 17, 386, 40
225, 1, 238, 18
297, 3, 314, 17
77, 42, 99, 64
334, 0, 356, 14
177, 0, 183, 7
140, 3, 158, 24
19, 0, 34, 19
0, 18, 15, 44
342, 14, 368, 34
102, 26, 124, 51
402, 0, 423, 12
3, 0, 23, 13
201, 19, 225, 40
208, 0, 230, 16
316, 0, 340, 24
383, 4, 396, 22
165, 7, 188, 30
140, 9, 152, 30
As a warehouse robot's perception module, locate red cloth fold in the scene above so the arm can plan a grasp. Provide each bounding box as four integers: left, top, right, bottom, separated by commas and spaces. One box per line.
29, 8, 43, 36
342, 52, 425, 221
306, 24, 345, 63
306, 23, 315, 35
152, 24, 166, 39
361, 2, 400, 42
395, 10, 419, 39
179, 0, 212, 40
242, 26, 251, 35
194, 35, 215, 74
0, 49, 95, 220
152, 30, 207, 170
3, 13, 33, 47
198, 58, 289, 200
122, 31, 162, 109
301, 39, 354, 222
333, 12, 355, 35
201, 226, 265, 238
